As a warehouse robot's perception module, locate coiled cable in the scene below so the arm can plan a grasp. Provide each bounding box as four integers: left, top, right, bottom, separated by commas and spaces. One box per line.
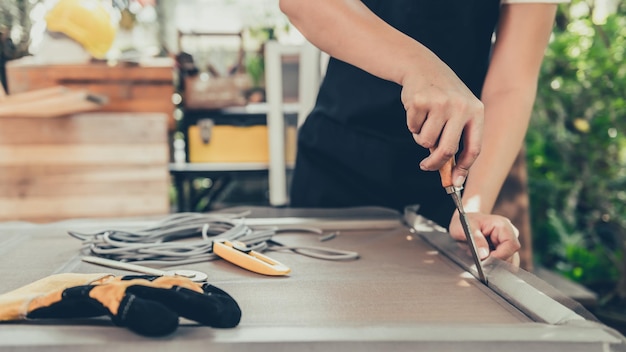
68, 212, 359, 266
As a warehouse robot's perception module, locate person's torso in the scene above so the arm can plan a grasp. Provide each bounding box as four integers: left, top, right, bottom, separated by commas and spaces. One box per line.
308, 0, 501, 142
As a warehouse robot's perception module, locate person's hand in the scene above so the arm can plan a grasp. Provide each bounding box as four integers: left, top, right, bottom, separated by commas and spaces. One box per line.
448, 211, 521, 266
401, 65, 484, 188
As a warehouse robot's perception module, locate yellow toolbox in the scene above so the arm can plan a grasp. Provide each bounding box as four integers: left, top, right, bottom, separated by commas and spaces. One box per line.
188, 118, 297, 163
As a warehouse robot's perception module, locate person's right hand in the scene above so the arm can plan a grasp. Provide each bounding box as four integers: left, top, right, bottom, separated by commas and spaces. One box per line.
401, 63, 484, 188
280, 0, 485, 186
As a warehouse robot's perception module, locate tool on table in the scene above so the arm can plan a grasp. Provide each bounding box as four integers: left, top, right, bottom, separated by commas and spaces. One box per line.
81, 256, 209, 282
213, 239, 291, 276
436, 155, 488, 284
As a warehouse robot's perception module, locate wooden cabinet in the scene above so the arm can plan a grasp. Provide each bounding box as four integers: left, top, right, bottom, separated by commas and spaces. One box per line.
1, 58, 174, 223
5, 57, 176, 130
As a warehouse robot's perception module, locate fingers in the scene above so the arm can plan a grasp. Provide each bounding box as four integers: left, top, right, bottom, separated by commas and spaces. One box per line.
487, 219, 521, 262
405, 100, 427, 136
125, 283, 242, 329
115, 293, 179, 337
405, 90, 484, 179
449, 213, 521, 264
509, 252, 521, 267
453, 115, 483, 187
473, 214, 520, 262
470, 228, 491, 260
416, 118, 460, 171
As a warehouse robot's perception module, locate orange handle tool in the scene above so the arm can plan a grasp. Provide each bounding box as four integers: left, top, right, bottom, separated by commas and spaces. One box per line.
430, 149, 488, 284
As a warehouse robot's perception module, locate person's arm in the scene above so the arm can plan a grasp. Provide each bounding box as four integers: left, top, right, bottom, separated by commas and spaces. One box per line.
449, 3, 559, 260
279, 0, 483, 184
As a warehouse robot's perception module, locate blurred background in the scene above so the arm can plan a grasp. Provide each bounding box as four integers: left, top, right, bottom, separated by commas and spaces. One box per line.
527, 0, 626, 332
0, 0, 625, 334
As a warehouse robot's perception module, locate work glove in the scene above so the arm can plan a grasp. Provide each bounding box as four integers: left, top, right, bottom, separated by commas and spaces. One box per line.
0, 273, 241, 337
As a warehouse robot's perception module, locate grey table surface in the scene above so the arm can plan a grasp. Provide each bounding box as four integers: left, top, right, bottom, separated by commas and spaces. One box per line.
0, 207, 624, 352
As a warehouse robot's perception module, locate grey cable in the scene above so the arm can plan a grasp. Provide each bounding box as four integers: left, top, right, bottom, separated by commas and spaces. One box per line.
67, 212, 359, 266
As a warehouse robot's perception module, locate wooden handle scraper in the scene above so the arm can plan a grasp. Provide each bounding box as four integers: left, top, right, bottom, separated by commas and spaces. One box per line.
437, 156, 488, 284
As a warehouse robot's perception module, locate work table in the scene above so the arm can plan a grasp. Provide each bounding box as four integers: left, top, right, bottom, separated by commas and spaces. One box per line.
0, 206, 622, 351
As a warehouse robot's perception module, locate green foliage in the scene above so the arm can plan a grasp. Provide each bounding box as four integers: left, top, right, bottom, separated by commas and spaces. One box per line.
0, 0, 37, 90
245, 53, 264, 88
0, 0, 34, 54
244, 26, 281, 88
527, 0, 626, 292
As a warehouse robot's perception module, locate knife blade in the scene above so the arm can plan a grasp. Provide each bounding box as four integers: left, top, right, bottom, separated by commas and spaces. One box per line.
436, 155, 488, 284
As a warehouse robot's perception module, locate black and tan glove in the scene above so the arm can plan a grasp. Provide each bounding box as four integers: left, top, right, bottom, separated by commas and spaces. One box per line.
0, 273, 241, 337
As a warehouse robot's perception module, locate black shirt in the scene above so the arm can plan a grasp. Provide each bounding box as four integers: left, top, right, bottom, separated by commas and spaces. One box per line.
290, 0, 501, 226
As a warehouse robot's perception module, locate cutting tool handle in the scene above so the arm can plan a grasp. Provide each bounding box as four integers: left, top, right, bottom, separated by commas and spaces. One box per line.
438, 157, 456, 189
429, 148, 455, 189
213, 240, 291, 276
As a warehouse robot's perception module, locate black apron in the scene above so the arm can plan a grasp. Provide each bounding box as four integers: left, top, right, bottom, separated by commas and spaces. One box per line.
290, 0, 501, 226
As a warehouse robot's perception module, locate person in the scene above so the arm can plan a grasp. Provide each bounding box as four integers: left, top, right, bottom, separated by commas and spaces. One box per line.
280, 0, 569, 264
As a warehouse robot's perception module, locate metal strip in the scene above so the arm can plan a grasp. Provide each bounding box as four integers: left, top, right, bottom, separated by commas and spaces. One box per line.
403, 209, 625, 339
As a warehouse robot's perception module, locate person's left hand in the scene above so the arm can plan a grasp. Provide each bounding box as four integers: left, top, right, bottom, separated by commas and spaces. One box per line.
448, 211, 521, 266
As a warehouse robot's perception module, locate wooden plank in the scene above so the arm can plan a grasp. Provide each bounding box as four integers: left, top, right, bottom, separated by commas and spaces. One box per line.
0, 165, 168, 183
0, 165, 168, 198
0, 86, 70, 103
0, 180, 168, 198
0, 144, 169, 166
0, 194, 169, 220
5, 57, 174, 91
0, 109, 171, 222
96, 99, 175, 116
5, 58, 176, 130
0, 113, 167, 145
0, 90, 106, 119
65, 82, 173, 99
